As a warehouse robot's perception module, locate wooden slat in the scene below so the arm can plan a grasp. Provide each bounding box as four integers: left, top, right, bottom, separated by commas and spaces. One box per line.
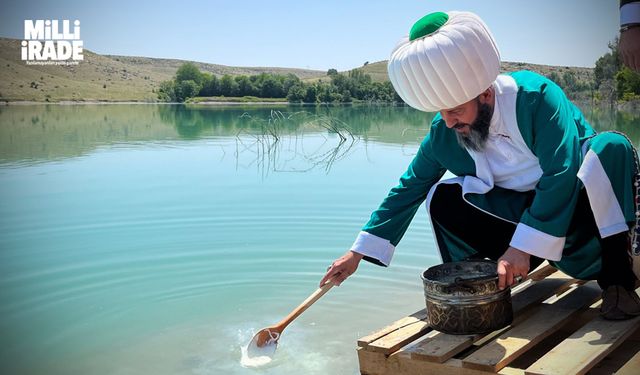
407, 271, 574, 363
358, 346, 501, 375
525, 307, 640, 374
614, 349, 640, 375
499, 367, 526, 375
364, 317, 433, 354
462, 282, 601, 372
526, 262, 556, 281
357, 308, 428, 348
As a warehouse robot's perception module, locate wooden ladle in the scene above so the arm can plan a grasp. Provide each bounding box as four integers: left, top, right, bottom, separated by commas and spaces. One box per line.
249, 280, 335, 349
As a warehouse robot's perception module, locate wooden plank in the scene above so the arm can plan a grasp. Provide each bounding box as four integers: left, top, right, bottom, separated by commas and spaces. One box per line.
525, 313, 640, 374
364, 317, 433, 354
462, 282, 601, 372
614, 347, 640, 375
407, 271, 574, 363
526, 262, 556, 281
499, 367, 525, 375
358, 346, 500, 375
357, 308, 428, 348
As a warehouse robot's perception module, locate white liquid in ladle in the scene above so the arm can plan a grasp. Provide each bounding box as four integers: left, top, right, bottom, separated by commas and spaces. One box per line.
240, 329, 279, 368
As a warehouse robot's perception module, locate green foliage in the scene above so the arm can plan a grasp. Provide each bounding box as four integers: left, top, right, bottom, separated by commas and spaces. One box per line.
593, 38, 640, 101
199, 73, 219, 97
175, 62, 204, 86
547, 71, 561, 86
594, 39, 621, 89
219, 75, 239, 96
616, 67, 640, 100
158, 62, 402, 104
304, 85, 318, 103
235, 75, 256, 97
158, 80, 177, 102
286, 83, 306, 103
176, 80, 200, 102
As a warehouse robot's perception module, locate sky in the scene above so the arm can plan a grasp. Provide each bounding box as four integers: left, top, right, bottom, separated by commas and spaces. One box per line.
0, 0, 620, 71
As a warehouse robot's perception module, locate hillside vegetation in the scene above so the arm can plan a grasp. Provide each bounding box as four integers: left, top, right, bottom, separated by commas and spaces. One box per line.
0, 36, 603, 103
0, 38, 325, 102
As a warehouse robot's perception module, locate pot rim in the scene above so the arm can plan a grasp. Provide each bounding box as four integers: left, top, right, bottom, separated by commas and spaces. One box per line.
421, 259, 498, 286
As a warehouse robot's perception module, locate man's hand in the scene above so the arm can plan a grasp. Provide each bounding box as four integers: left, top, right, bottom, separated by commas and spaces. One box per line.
320, 250, 363, 287
497, 247, 530, 290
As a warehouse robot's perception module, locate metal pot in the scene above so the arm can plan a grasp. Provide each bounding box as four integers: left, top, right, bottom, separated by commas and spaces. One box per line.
421, 260, 513, 335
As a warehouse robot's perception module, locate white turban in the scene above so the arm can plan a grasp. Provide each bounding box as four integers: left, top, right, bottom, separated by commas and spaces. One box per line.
388, 11, 501, 112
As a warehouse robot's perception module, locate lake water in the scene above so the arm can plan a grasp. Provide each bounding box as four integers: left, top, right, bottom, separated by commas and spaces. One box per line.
1, 103, 638, 375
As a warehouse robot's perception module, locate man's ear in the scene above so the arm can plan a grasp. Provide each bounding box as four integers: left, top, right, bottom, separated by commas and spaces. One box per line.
478, 87, 494, 105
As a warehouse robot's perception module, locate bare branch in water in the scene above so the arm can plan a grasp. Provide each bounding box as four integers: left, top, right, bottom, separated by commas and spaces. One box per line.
235, 110, 359, 177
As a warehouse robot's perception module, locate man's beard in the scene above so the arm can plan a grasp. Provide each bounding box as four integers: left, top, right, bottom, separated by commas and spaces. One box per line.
455, 102, 493, 152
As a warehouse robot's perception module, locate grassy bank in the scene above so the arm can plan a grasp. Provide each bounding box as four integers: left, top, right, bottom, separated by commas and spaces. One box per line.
186, 96, 287, 104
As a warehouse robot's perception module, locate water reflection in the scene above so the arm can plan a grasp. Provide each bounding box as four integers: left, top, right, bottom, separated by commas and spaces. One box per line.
0, 104, 639, 166
234, 110, 360, 176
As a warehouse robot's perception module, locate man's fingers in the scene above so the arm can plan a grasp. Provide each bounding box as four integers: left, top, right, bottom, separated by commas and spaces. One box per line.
319, 268, 336, 287
497, 261, 507, 290
320, 264, 349, 287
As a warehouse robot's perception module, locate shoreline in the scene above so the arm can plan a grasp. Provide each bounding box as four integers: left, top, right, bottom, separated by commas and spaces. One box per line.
1, 100, 290, 106
0, 100, 383, 106
3, 99, 639, 110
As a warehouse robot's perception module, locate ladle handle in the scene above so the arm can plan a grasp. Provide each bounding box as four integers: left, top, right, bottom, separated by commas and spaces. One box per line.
277, 280, 334, 329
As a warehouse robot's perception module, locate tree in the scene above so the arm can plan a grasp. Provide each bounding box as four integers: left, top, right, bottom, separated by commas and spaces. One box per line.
158, 80, 177, 102
594, 39, 621, 89
304, 85, 318, 103
327, 68, 338, 77
286, 83, 306, 103
199, 74, 219, 96
317, 83, 341, 103
235, 75, 257, 96
261, 76, 285, 98
175, 80, 200, 102
175, 62, 204, 86
616, 67, 640, 99
219, 75, 238, 96
282, 74, 301, 94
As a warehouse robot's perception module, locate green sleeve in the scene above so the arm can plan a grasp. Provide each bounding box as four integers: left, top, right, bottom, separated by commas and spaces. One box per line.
362, 130, 446, 246
518, 79, 582, 238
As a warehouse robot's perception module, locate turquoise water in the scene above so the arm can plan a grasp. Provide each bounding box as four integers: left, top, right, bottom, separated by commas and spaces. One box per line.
0, 104, 638, 374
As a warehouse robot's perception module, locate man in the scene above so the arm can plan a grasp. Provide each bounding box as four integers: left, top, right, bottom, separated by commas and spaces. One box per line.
320, 11, 640, 320
620, 0, 640, 72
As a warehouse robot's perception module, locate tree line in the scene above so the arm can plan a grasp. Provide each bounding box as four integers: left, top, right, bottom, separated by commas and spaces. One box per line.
157, 63, 402, 104
159, 41, 640, 106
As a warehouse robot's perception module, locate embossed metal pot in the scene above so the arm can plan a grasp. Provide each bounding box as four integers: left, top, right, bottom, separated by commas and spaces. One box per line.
421, 260, 513, 335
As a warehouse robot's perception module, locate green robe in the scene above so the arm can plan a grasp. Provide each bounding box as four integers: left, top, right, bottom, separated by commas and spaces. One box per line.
351, 70, 636, 280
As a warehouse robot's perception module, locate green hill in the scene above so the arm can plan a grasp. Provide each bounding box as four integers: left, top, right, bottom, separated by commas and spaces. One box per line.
0, 37, 325, 102
348, 60, 594, 85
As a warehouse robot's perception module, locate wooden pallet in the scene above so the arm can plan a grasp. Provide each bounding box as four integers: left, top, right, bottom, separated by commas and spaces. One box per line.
357, 264, 640, 375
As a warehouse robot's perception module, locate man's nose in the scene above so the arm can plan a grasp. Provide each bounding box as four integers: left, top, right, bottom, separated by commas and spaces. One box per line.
442, 115, 457, 129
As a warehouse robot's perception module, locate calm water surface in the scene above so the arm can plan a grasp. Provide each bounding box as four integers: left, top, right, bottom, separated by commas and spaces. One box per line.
0, 104, 638, 375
